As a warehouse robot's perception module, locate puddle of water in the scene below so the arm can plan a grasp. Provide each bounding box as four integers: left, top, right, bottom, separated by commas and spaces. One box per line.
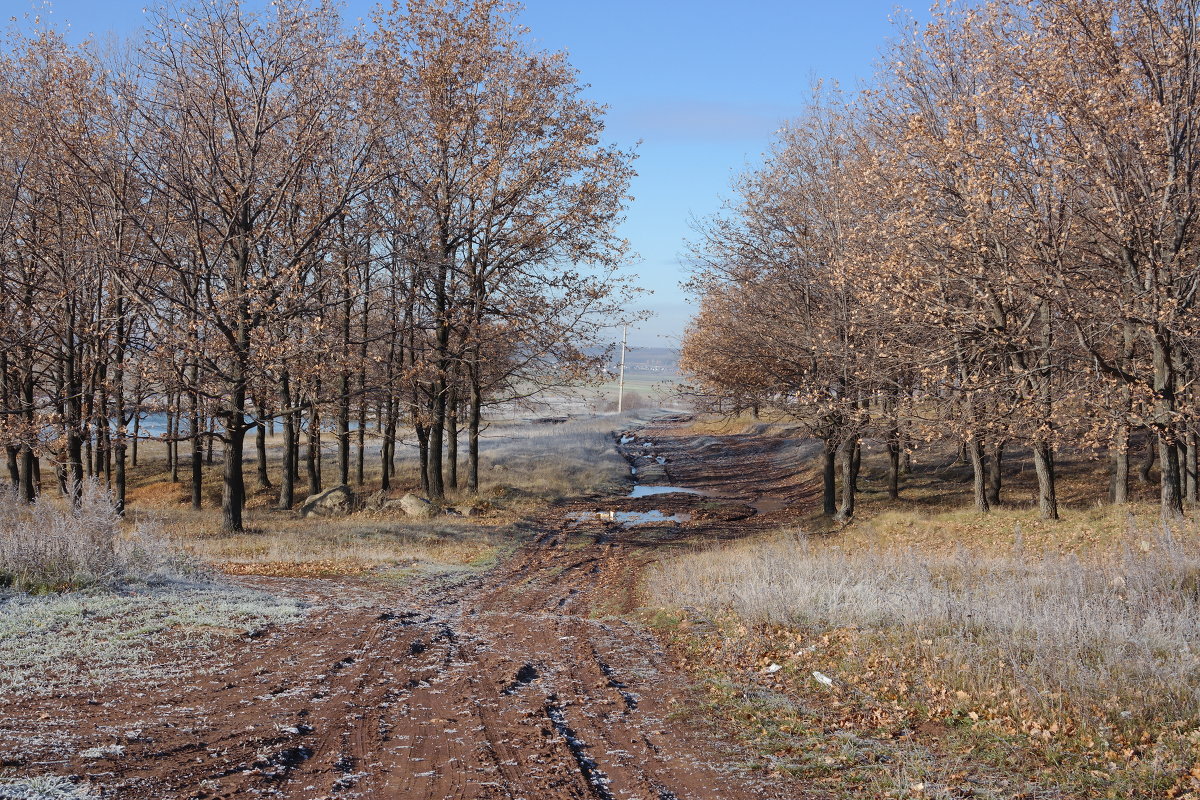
752, 496, 788, 515
566, 510, 691, 526
655, 456, 666, 464
627, 485, 711, 498
620, 435, 635, 444
630, 466, 637, 475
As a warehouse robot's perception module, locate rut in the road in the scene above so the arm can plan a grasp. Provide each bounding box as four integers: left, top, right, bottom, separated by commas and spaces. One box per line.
3, 417, 807, 799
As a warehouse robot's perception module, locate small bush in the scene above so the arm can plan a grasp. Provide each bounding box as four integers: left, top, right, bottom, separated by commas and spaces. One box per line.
0, 481, 197, 592
0, 776, 94, 799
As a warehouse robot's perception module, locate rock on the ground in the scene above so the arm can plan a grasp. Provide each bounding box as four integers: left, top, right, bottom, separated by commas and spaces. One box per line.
363, 489, 389, 511
299, 485, 355, 518
398, 492, 437, 519
634, 463, 668, 482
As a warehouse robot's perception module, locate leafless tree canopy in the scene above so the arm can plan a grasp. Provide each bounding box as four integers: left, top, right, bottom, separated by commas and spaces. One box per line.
0, 0, 635, 531
683, 0, 1200, 521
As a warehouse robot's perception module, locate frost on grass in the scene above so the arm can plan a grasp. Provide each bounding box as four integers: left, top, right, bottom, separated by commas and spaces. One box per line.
77, 744, 124, 759
650, 527, 1200, 728
0, 582, 307, 696
0, 481, 201, 592
0, 776, 95, 800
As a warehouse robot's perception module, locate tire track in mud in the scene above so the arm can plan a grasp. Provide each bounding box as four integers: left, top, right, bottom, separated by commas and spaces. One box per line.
5, 417, 809, 799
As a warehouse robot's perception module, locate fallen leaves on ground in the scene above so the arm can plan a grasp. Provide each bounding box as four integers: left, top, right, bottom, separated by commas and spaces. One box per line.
216, 560, 371, 578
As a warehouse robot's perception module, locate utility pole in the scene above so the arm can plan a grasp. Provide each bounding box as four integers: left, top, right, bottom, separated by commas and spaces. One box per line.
617, 325, 627, 414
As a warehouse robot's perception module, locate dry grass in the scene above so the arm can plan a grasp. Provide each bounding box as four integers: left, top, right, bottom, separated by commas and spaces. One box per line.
648, 526, 1200, 797
0, 775, 96, 799
119, 413, 644, 576
186, 516, 508, 578
651, 528, 1200, 728
847, 501, 1178, 556
0, 482, 198, 593
0, 582, 307, 697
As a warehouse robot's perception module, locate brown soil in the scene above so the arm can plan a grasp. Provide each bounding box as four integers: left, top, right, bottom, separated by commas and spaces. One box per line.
1, 415, 817, 799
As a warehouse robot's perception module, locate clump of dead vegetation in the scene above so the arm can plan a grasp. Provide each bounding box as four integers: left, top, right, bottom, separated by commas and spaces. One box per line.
0, 482, 197, 593
0, 775, 95, 799
649, 525, 1200, 797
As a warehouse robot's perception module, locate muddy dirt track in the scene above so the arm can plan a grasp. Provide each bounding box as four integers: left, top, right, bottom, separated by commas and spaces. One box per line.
2, 416, 818, 800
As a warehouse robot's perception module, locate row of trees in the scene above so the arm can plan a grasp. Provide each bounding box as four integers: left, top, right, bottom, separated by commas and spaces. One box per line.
0, 0, 635, 531
683, 0, 1200, 520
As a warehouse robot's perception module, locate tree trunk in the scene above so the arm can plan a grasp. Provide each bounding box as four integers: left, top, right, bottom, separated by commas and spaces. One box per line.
427, 381, 446, 503
355, 400, 366, 486
1111, 427, 1129, 505
164, 403, 174, 478
277, 372, 295, 510
187, 367, 201, 510
114, 436, 127, 516
822, 440, 837, 516
19, 446, 35, 503
1177, 440, 1190, 502
1159, 431, 1184, 517
886, 422, 900, 501
1187, 430, 1198, 503
112, 309, 128, 516
967, 439, 989, 513
307, 403, 321, 496
337, 385, 350, 487
381, 395, 396, 492
1031, 439, 1058, 520
416, 421, 430, 495
221, 413, 247, 533
255, 415, 271, 490
1153, 334, 1184, 517
467, 382, 482, 493
20, 364, 36, 502
131, 408, 139, 467
190, 404, 202, 510
446, 386, 459, 491
1138, 432, 1156, 483
835, 437, 861, 521
5, 447, 18, 487
168, 405, 179, 482
986, 440, 1005, 507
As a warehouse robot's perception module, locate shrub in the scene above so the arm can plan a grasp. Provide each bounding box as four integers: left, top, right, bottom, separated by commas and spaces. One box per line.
0, 776, 95, 799
0, 481, 198, 592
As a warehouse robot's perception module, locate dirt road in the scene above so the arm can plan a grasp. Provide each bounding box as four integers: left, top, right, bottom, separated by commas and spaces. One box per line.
2, 416, 813, 799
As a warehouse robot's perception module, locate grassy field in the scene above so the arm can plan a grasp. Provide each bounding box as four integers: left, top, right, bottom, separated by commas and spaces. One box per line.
645, 416, 1200, 799
117, 412, 644, 579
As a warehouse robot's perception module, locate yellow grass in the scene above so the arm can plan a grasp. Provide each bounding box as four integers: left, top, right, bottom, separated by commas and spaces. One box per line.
119, 413, 638, 577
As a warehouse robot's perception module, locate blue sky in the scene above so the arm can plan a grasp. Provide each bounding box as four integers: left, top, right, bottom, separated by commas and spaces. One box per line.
24, 0, 925, 348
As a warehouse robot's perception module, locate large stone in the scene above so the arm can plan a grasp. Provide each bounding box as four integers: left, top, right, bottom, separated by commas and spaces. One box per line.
398, 492, 437, 519
633, 463, 668, 483
299, 485, 355, 518
363, 489, 389, 511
